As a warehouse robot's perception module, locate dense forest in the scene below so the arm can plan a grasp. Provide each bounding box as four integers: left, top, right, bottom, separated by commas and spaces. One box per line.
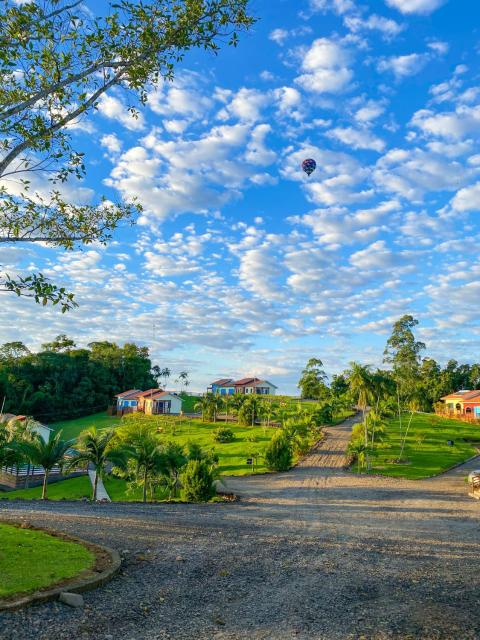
0, 336, 157, 422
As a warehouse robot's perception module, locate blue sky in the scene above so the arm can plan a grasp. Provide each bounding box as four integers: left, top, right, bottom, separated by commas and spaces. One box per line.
2, 0, 480, 393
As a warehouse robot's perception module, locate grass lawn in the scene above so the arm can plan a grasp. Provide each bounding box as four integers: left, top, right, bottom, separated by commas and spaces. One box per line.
0, 523, 94, 599
0, 475, 93, 500
51, 412, 122, 440
365, 413, 480, 479
179, 394, 201, 413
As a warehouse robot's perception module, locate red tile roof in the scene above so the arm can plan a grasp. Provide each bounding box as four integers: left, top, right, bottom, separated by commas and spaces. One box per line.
441, 390, 480, 401
135, 388, 164, 398
115, 389, 142, 399
212, 379, 234, 387
234, 377, 259, 386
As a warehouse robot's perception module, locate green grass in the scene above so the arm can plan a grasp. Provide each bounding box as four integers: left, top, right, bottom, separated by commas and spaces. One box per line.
364, 413, 480, 479
0, 475, 93, 500
51, 412, 121, 441
0, 523, 94, 599
179, 394, 201, 413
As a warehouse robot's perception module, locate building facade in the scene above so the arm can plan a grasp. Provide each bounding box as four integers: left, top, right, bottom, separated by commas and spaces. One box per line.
208, 377, 277, 395
440, 390, 480, 418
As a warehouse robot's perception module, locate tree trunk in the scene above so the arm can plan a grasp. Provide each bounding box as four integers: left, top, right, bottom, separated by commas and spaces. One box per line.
42, 470, 49, 500
93, 469, 99, 501
143, 467, 148, 503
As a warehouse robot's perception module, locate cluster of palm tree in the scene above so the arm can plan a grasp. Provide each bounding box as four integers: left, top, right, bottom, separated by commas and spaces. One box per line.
0, 419, 217, 502
345, 362, 408, 470
194, 392, 350, 429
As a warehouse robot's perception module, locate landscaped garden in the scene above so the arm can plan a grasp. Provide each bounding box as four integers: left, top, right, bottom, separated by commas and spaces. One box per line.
1, 396, 348, 502
0, 523, 94, 600
350, 412, 480, 480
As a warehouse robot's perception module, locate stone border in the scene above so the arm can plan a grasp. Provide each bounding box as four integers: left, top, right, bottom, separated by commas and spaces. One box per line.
0, 521, 121, 612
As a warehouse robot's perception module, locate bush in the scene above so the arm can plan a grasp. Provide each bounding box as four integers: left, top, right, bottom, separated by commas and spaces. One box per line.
264, 431, 293, 472
213, 427, 234, 443
237, 402, 255, 427
181, 459, 216, 502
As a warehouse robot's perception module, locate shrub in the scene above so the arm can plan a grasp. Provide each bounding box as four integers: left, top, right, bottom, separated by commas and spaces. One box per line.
181, 459, 216, 502
213, 427, 234, 443
264, 431, 293, 472
237, 402, 254, 427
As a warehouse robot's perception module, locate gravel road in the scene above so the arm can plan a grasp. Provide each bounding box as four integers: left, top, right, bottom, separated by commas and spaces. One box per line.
1, 414, 479, 640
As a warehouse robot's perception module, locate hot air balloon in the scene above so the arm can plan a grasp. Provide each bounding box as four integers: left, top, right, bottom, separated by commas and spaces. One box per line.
302, 158, 317, 176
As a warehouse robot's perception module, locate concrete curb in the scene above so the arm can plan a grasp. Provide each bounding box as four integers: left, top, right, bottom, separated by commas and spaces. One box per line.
0, 522, 121, 612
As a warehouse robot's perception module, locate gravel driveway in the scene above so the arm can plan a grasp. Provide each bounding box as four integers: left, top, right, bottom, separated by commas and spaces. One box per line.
1, 414, 479, 640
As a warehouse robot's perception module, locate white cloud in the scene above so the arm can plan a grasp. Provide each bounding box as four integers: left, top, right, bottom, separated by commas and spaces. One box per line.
295, 38, 353, 94
310, 0, 356, 14
105, 122, 275, 223
355, 100, 386, 122
293, 200, 399, 245
147, 72, 213, 123
238, 247, 284, 300
269, 28, 289, 45
327, 126, 386, 151
350, 240, 407, 270
282, 146, 372, 206
100, 133, 122, 155
374, 147, 475, 200
344, 14, 404, 39
218, 88, 270, 122
377, 53, 429, 79
450, 182, 480, 212
411, 105, 480, 140
244, 124, 277, 165
97, 94, 145, 131
384, 0, 446, 14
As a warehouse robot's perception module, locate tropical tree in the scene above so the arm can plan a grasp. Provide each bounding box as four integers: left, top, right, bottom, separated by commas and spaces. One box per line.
346, 362, 374, 446
298, 358, 328, 399
161, 442, 188, 499
348, 438, 367, 473
18, 431, 73, 499
120, 431, 165, 503
238, 395, 260, 426
161, 367, 171, 390
194, 395, 215, 422
0, 0, 254, 309
66, 427, 121, 501
383, 315, 426, 427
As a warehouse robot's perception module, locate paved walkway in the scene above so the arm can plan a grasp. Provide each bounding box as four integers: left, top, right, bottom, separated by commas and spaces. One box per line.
88, 470, 111, 502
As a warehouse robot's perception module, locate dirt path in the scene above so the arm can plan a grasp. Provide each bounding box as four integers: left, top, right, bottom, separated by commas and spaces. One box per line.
1, 414, 479, 640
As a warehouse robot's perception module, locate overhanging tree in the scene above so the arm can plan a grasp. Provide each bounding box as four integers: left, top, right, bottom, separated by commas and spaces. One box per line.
0, 0, 254, 310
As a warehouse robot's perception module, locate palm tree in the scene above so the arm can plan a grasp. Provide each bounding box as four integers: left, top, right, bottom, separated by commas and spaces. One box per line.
211, 395, 223, 423
161, 442, 187, 499
161, 367, 171, 390
230, 394, 244, 421
347, 362, 374, 446
66, 427, 121, 501
348, 439, 367, 473
177, 370, 189, 394
18, 431, 73, 499
194, 395, 214, 422
121, 432, 165, 503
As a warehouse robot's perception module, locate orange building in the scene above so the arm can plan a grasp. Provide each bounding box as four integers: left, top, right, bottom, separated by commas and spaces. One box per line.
440, 390, 480, 418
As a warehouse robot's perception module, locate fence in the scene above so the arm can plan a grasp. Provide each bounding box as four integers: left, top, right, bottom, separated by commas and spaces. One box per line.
434, 409, 480, 425
0, 464, 87, 490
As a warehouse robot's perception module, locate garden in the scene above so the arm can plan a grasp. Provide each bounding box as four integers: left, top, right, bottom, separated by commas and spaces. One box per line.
1, 395, 347, 503
349, 411, 480, 479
